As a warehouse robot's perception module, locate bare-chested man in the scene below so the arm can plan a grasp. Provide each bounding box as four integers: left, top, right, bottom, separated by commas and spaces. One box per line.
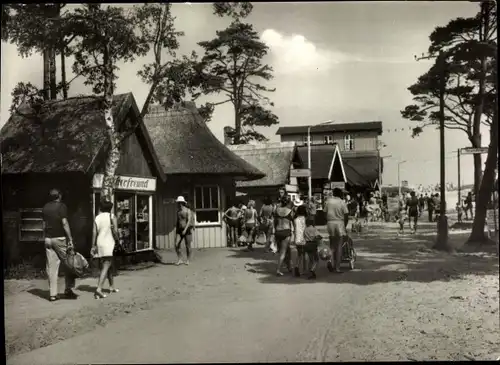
176, 196, 194, 265
224, 201, 241, 247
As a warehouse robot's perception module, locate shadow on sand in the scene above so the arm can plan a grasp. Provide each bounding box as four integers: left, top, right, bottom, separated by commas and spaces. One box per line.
228, 224, 499, 286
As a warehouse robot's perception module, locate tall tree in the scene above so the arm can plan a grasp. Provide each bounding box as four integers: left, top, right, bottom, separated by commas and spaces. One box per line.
68, 4, 150, 199
135, 4, 207, 119
195, 20, 278, 144
3, 3, 79, 101
401, 1, 497, 196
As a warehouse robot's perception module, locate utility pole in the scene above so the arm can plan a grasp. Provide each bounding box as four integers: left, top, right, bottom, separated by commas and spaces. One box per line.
398, 160, 406, 196
415, 51, 449, 249
457, 148, 461, 205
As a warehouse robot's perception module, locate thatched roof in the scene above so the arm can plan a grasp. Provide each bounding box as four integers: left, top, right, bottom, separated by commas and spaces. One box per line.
277, 121, 383, 136
297, 146, 379, 186
0, 93, 165, 181
143, 103, 265, 180
228, 142, 303, 188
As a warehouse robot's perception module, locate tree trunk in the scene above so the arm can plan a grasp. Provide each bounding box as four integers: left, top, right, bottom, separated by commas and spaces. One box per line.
49, 47, 57, 100
471, 134, 483, 196
61, 47, 68, 99
100, 45, 120, 201
43, 49, 50, 101
468, 109, 498, 243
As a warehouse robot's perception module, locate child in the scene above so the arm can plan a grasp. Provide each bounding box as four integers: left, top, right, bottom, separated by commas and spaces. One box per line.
293, 201, 307, 277
303, 218, 323, 280
398, 207, 406, 235
456, 201, 463, 223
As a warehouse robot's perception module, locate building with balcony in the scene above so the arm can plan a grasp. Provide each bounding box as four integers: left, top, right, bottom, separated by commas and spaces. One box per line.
276, 121, 384, 196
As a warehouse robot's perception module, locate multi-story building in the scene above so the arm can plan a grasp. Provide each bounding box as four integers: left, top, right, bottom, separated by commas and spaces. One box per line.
276, 121, 383, 201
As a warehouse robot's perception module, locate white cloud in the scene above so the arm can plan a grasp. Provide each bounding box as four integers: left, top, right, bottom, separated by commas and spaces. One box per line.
261, 29, 357, 74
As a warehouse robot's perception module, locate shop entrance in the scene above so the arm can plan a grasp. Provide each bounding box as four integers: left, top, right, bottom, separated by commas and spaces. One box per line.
93, 192, 153, 253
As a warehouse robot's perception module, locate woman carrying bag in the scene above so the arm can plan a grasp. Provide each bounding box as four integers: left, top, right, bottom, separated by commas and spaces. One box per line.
91, 199, 120, 299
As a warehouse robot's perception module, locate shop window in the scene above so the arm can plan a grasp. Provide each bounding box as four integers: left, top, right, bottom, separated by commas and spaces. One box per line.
93, 192, 152, 252
19, 208, 45, 242
344, 134, 354, 151
194, 185, 220, 225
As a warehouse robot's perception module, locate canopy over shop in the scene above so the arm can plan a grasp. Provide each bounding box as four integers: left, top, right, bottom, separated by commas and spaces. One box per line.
143, 102, 265, 249
228, 142, 304, 208
0, 93, 165, 263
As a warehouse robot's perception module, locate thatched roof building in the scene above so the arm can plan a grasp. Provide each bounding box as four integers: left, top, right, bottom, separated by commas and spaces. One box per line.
0, 93, 164, 180
228, 142, 302, 188
143, 103, 265, 180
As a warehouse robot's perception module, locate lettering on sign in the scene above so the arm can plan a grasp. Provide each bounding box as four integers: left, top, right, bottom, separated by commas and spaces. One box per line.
92, 174, 157, 192
460, 147, 489, 155
290, 169, 311, 178
330, 181, 345, 189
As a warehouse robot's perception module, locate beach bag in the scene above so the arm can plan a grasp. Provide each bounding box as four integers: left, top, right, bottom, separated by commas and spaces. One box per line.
65, 250, 89, 277
318, 243, 332, 261
238, 233, 247, 244
255, 231, 267, 245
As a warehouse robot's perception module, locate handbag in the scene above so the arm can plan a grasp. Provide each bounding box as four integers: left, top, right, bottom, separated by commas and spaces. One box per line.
110, 213, 125, 256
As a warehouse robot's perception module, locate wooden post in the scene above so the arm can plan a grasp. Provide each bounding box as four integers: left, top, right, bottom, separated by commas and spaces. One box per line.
457, 149, 461, 204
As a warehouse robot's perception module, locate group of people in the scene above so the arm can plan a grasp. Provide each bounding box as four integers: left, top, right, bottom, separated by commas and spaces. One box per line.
220, 187, 351, 278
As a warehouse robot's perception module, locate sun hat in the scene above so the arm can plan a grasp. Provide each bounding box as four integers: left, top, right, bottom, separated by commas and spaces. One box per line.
176, 196, 187, 204
293, 197, 304, 207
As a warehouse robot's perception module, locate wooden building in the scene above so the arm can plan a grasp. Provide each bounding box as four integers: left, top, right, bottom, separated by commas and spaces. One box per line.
143, 103, 265, 249
227, 142, 303, 209
1, 93, 165, 264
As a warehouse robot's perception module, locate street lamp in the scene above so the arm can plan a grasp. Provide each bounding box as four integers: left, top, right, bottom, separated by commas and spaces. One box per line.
307, 120, 335, 200
398, 160, 407, 196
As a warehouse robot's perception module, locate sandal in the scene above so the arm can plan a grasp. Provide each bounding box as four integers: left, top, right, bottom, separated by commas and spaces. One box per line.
49, 296, 58, 302
109, 288, 119, 293
276, 271, 284, 277
94, 290, 107, 299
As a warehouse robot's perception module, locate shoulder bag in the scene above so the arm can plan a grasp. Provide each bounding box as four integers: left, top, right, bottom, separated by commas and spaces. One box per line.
110, 213, 125, 256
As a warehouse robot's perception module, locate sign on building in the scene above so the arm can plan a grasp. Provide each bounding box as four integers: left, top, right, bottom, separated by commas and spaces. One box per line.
401, 180, 409, 188
92, 174, 157, 192
290, 169, 311, 178
460, 147, 489, 155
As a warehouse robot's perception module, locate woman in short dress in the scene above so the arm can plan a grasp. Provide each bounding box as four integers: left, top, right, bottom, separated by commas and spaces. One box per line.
293, 199, 307, 277
92, 199, 119, 299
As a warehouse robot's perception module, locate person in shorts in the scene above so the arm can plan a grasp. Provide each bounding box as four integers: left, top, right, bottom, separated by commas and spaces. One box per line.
224, 201, 242, 247
456, 201, 463, 223
258, 196, 275, 252
175, 196, 194, 265
274, 196, 294, 276
303, 218, 322, 280
323, 188, 349, 273
406, 191, 419, 233
398, 207, 407, 235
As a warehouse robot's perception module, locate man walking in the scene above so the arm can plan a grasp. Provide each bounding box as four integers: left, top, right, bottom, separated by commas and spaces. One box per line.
464, 192, 474, 220
323, 188, 349, 274
43, 189, 78, 302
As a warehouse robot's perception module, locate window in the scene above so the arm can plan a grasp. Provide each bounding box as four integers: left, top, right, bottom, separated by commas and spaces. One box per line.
194, 186, 220, 225
344, 134, 354, 151
303, 135, 309, 145
324, 135, 334, 145
19, 209, 45, 242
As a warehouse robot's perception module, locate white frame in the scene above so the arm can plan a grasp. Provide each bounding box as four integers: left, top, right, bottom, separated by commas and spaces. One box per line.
324, 135, 334, 145
193, 185, 221, 226
303, 135, 309, 145
344, 134, 354, 151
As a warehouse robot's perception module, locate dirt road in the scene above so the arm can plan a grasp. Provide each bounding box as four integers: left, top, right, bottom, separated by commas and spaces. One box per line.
6, 222, 500, 363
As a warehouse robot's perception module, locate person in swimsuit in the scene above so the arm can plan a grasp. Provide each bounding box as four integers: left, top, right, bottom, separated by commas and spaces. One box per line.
406, 191, 419, 233
259, 196, 275, 252
175, 196, 194, 265
224, 201, 242, 247
244, 200, 258, 251
274, 196, 294, 276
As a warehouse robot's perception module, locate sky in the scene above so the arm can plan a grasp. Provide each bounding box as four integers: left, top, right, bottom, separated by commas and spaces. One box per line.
0, 1, 491, 187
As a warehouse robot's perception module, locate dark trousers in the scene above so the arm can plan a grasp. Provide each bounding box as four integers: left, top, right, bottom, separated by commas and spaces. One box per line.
428, 208, 434, 222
